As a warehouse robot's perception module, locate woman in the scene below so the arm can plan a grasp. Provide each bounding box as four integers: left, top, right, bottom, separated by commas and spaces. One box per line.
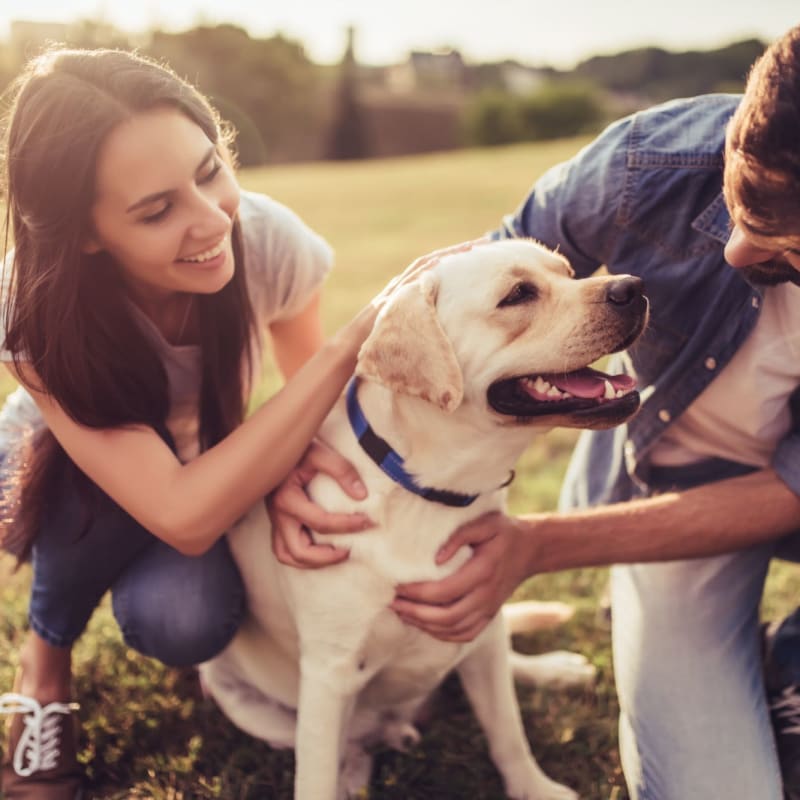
0, 46, 384, 798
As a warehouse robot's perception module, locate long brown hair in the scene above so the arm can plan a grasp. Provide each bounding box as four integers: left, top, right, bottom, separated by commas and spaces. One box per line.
0, 48, 255, 561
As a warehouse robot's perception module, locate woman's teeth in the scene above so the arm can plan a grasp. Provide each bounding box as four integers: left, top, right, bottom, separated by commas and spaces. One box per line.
180, 238, 226, 263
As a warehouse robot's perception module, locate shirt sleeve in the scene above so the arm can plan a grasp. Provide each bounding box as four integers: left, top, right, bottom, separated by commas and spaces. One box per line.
492, 114, 634, 278
238, 191, 334, 325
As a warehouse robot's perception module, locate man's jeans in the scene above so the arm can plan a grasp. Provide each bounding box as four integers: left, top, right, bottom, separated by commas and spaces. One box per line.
612, 459, 797, 800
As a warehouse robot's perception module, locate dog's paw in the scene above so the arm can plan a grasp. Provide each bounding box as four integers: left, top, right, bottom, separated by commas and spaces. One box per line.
509, 650, 596, 689
340, 742, 373, 800
506, 771, 579, 800
503, 601, 575, 635
381, 720, 421, 752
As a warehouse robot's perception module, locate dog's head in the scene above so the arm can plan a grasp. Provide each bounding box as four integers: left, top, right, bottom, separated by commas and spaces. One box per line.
356, 239, 648, 430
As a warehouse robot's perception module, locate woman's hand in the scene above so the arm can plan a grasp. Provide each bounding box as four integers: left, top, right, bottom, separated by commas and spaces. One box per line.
269, 440, 373, 569
372, 236, 493, 309
390, 511, 534, 642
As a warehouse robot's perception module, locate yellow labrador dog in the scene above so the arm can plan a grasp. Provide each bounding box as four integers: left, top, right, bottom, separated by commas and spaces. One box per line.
200, 239, 648, 800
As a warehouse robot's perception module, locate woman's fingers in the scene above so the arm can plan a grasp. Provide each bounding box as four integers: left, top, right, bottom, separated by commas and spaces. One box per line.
300, 440, 367, 501
271, 478, 371, 534
269, 506, 350, 569
375, 236, 494, 307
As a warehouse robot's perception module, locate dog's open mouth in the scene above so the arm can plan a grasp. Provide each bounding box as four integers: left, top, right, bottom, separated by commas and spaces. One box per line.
487, 365, 639, 420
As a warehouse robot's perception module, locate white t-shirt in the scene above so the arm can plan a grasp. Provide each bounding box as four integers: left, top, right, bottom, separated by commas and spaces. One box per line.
650, 282, 800, 467
0, 190, 333, 463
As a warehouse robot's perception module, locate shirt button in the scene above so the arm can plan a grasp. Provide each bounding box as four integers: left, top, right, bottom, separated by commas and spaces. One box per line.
752, 296, 760, 308
658, 409, 671, 423
705, 357, 717, 370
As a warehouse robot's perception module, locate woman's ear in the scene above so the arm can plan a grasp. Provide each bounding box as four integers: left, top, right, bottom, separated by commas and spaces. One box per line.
81, 237, 102, 255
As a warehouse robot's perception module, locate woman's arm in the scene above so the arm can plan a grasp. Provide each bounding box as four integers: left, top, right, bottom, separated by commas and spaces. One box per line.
268, 291, 325, 380
7, 302, 376, 557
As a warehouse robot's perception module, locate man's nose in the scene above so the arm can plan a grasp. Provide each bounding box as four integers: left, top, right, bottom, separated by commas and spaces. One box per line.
724, 225, 777, 268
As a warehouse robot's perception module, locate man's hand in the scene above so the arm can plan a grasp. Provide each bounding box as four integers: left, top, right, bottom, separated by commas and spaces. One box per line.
269, 440, 373, 569
390, 511, 534, 642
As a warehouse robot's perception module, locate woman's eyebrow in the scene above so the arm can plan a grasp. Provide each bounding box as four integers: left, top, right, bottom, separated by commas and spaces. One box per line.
126, 145, 216, 213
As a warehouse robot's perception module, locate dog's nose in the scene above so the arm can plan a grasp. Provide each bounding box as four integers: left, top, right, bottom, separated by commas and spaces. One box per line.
606, 276, 644, 306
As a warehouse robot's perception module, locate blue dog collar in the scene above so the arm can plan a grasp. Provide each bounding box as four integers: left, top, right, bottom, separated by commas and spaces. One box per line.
346, 379, 511, 508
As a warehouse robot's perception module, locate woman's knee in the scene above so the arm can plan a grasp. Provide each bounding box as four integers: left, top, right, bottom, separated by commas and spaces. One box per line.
112, 538, 246, 666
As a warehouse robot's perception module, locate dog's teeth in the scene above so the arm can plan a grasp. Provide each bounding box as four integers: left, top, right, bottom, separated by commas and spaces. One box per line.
602, 380, 615, 399
534, 377, 549, 393
616, 389, 624, 398
546, 386, 561, 398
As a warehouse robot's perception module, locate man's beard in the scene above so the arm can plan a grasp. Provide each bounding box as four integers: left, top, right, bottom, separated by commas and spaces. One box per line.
740, 260, 800, 287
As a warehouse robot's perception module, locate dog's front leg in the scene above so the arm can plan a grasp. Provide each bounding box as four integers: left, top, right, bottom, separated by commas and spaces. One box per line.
457, 617, 578, 800
294, 663, 355, 800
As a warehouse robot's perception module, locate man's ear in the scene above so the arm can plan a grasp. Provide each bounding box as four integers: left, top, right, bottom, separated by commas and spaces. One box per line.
356, 275, 463, 412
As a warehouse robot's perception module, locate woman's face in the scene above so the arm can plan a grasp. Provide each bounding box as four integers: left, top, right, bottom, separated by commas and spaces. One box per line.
85, 106, 240, 309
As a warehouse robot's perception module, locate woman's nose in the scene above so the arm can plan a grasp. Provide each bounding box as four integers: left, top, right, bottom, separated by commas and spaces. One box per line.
724, 225, 777, 268
189, 190, 233, 238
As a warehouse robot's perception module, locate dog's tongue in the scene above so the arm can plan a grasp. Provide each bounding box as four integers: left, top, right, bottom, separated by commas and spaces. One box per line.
548, 367, 636, 398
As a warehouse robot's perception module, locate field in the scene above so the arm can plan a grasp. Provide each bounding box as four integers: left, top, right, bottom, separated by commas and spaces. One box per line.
2, 138, 798, 799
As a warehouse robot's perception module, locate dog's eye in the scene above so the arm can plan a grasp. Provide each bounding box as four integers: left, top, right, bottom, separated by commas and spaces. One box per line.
498, 282, 538, 307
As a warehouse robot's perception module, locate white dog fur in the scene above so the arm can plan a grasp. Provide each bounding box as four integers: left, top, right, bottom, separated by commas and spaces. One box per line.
200, 239, 648, 800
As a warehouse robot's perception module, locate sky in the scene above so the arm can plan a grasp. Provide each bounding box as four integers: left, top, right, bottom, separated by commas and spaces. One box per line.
2, 0, 799, 69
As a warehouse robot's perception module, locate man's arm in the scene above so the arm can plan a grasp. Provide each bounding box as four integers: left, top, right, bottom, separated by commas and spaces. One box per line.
530, 467, 799, 571
391, 468, 800, 641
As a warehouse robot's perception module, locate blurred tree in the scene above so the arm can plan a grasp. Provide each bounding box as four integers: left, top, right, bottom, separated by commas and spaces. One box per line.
573, 39, 765, 101
326, 26, 369, 160
519, 82, 603, 140
464, 83, 602, 147
146, 25, 325, 165
462, 90, 523, 146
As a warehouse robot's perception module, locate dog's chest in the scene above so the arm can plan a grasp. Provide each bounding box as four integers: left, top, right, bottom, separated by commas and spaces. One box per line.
356, 617, 471, 706
287, 559, 475, 701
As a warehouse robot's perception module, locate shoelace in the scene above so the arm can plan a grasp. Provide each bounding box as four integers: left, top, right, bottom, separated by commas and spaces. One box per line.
771, 685, 800, 736
0, 692, 79, 777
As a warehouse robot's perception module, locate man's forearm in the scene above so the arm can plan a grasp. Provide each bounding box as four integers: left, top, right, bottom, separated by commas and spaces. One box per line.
520, 468, 800, 574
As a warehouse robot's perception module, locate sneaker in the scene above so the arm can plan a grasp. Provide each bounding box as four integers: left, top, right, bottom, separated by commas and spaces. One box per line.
763, 622, 800, 800
0, 692, 84, 800
769, 684, 800, 800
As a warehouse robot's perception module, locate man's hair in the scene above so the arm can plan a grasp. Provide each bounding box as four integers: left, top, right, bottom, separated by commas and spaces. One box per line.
724, 24, 800, 239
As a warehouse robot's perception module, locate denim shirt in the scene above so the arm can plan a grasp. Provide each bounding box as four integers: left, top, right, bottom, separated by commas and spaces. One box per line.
493, 93, 800, 509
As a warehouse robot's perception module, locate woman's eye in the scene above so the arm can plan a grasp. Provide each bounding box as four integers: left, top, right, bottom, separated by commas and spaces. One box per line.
141, 205, 170, 224
199, 161, 221, 184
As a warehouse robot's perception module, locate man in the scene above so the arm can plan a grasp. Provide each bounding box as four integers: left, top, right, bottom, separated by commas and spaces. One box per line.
272, 24, 800, 800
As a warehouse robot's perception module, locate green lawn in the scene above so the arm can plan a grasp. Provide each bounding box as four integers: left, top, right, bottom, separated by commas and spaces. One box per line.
2, 138, 798, 799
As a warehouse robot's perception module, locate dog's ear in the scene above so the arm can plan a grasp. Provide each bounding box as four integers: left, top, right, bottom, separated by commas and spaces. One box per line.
356, 275, 463, 412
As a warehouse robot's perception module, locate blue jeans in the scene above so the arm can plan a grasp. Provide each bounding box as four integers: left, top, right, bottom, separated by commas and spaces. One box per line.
768, 609, 800, 687
612, 459, 799, 800
28, 476, 246, 667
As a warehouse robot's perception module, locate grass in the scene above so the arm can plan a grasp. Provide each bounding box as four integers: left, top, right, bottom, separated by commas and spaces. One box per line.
2, 138, 799, 799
